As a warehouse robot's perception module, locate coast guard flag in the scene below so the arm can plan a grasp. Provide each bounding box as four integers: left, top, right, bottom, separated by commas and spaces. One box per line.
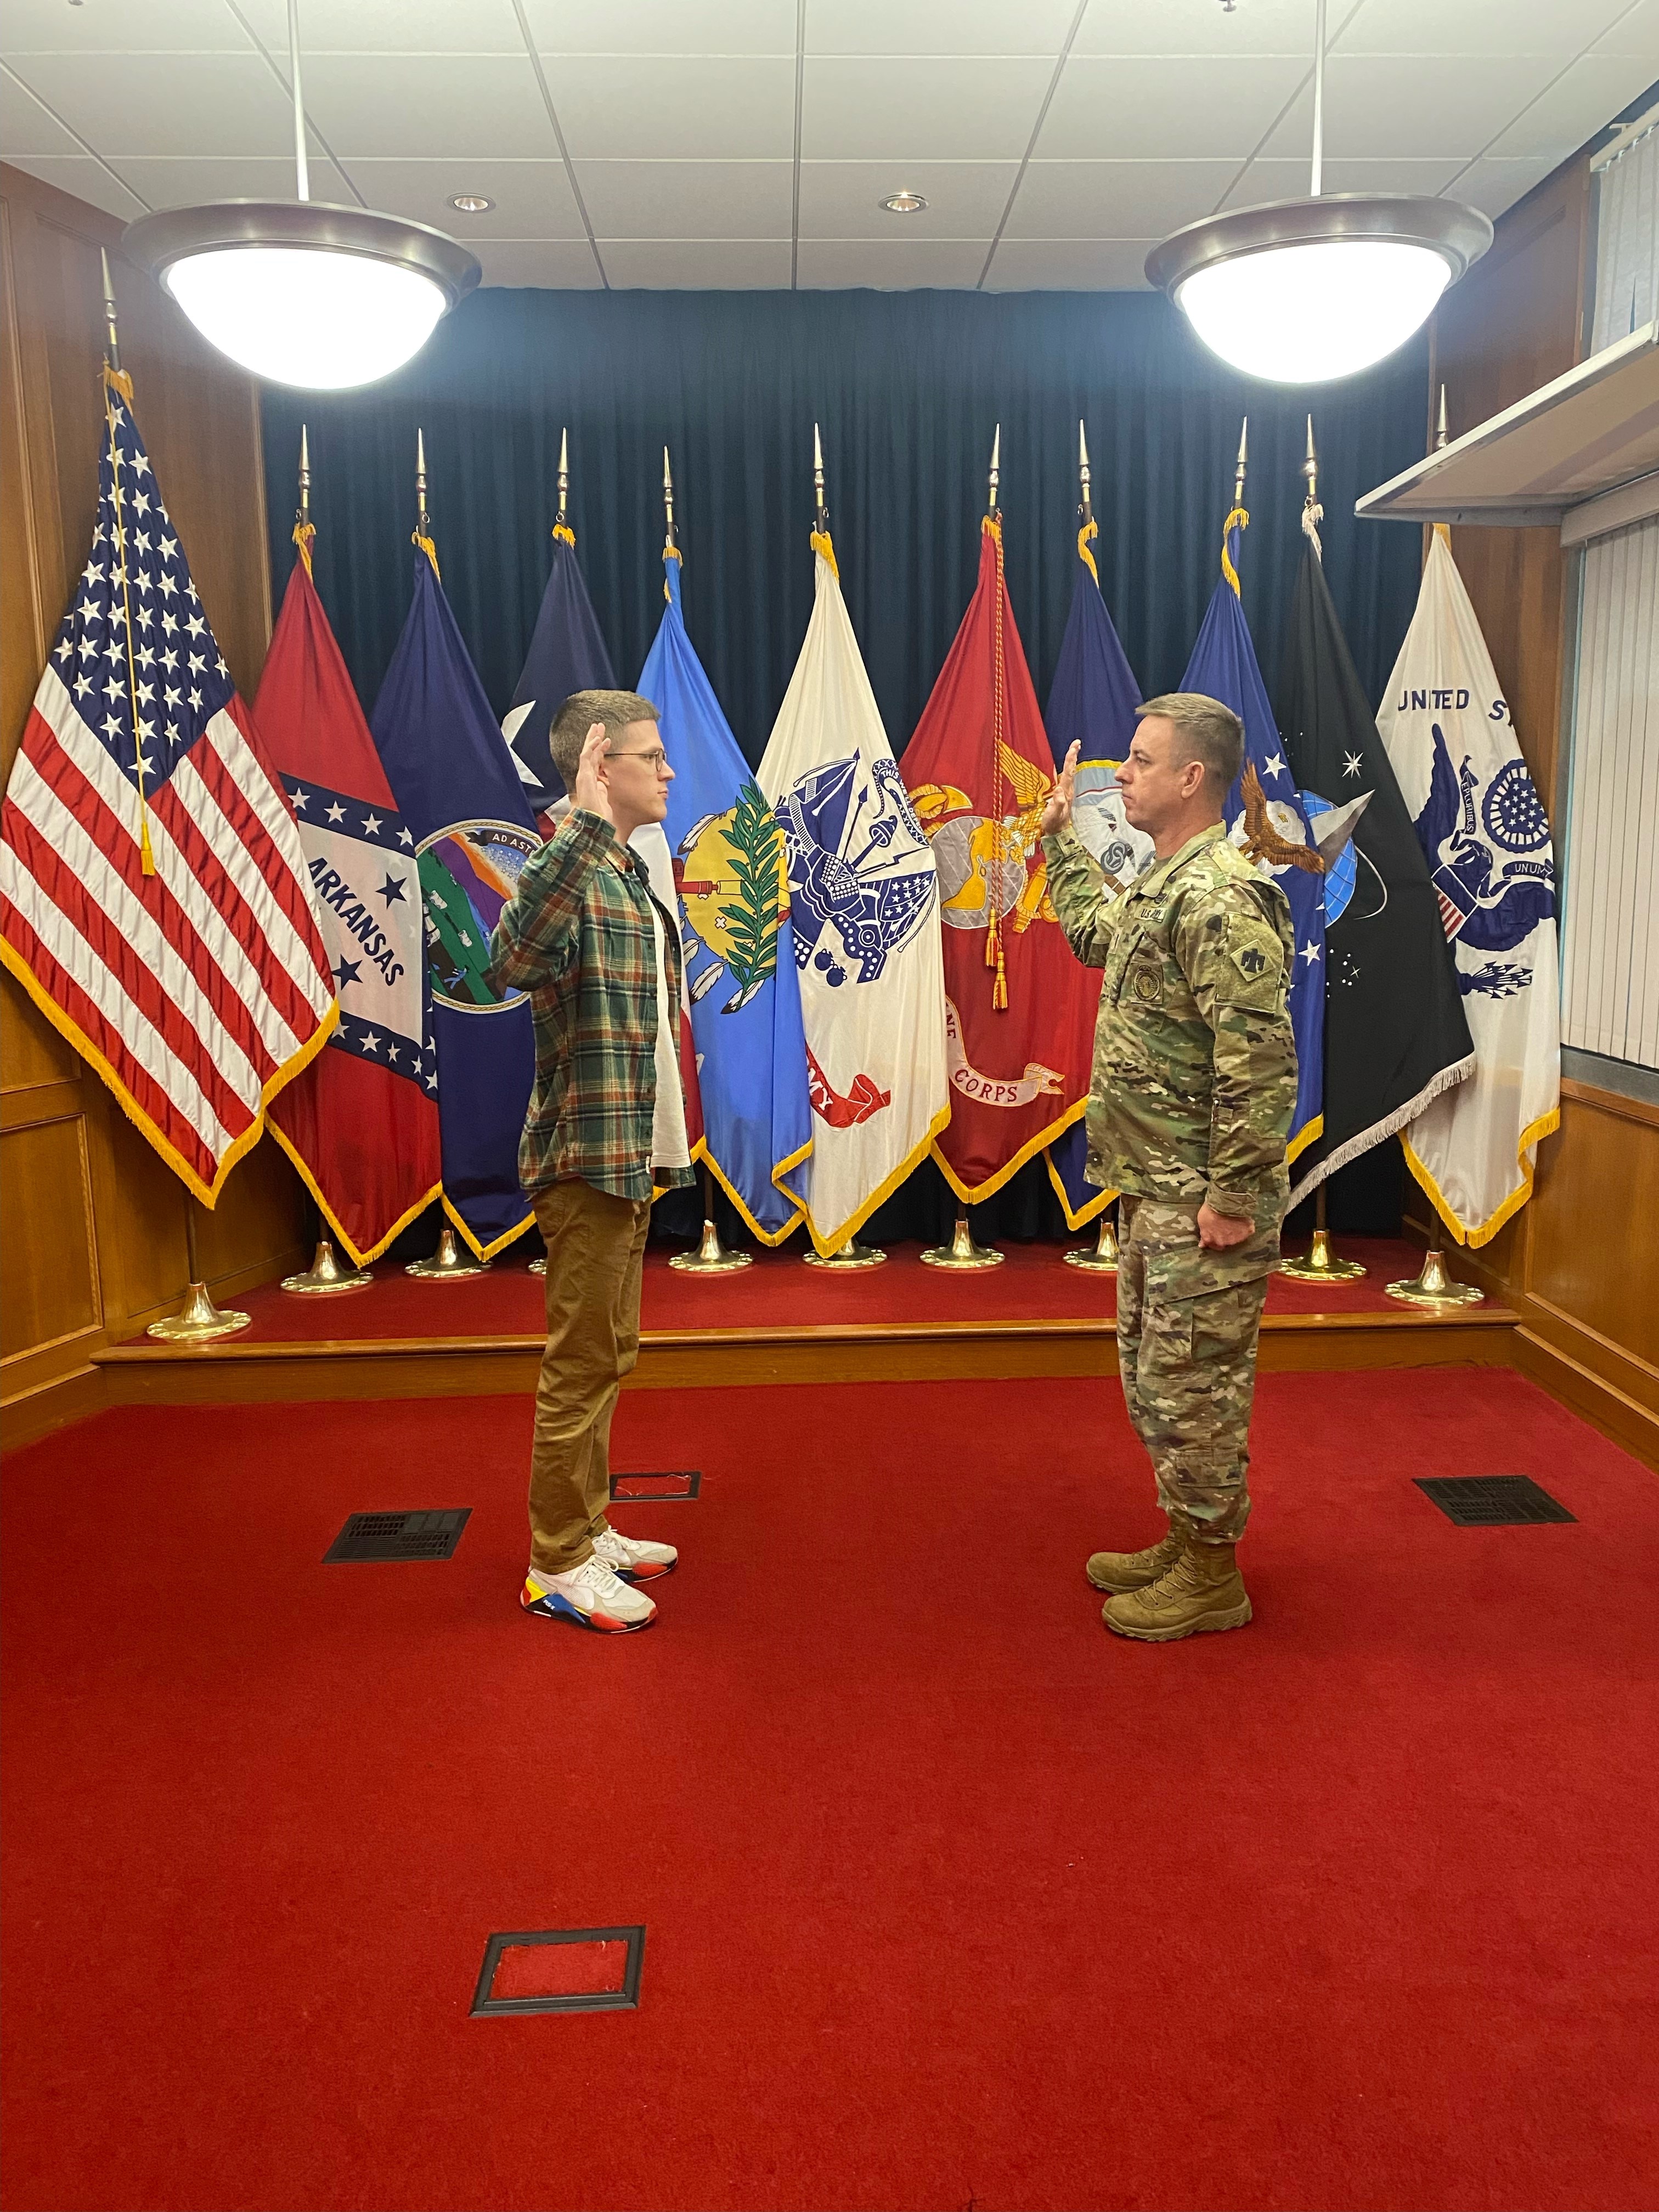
1042, 521, 1149, 1228
903, 517, 1096, 1204
758, 529, 947, 1254
374, 548, 538, 1259
0, 374, 334, 1204
641, 550, 811, 1242
502, 524, 616, 814
1180, 514, 1324, 1161
1376, 532, 1559, 1244
258, 543, 442, 1263
1278, 534, 1473, 1207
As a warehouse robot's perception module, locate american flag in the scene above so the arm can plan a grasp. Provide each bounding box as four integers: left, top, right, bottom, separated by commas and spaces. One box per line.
0, 376, 336, 1203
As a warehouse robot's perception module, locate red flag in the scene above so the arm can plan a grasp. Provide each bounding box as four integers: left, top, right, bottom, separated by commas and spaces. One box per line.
257, 546, 441, 1263
903, 519, 1094, 1202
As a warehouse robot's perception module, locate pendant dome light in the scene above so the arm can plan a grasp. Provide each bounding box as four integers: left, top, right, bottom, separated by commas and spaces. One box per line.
1146, 0, 1492, 383
122, 0, 478, 390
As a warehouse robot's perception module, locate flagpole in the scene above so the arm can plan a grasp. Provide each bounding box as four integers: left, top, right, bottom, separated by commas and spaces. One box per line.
1064, 1204, 1120, 1271
555, 426, 571, 541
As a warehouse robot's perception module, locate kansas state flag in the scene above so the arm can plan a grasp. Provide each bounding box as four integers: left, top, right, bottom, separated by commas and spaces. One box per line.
641, 550, 811, 1242
1180, 515, 1324, 1161
374, 549, 538, 1259
1043, 523, 1149, 1228
502, 525, 616, 814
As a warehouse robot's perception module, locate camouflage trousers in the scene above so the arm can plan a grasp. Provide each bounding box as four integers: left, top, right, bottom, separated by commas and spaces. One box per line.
1116, 1196, 1277, 1547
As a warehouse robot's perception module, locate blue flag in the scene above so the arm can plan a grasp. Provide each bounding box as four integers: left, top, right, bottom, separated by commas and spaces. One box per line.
1043, 532, 1149, 1227
640, 551, 811, 1242
1179, 518, 1324, 1159
373, 551, 539, 1259
502, 530, 617, 812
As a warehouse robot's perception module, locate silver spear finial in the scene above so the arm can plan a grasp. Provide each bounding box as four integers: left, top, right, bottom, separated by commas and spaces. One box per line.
1301, 414, 1324, 560
988, 422, 1001, 515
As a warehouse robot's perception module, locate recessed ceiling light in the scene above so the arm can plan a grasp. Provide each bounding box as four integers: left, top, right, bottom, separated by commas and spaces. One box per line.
881, 191, 927, 216
449, 194, 494, 215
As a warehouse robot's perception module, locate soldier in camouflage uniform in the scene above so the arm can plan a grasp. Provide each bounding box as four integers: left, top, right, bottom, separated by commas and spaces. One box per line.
1040, 692, 1298, 1641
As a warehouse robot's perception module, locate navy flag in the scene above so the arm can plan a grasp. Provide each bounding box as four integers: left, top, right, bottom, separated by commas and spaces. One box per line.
502, 517, 616, 816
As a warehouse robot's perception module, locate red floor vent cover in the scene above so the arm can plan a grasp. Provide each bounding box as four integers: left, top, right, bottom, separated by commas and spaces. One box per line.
471, 1927, 645, 2017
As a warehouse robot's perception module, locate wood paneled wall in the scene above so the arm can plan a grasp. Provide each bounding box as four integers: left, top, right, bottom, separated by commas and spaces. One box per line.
1, 163, 307, 1447
1424, 151, 1659, 1468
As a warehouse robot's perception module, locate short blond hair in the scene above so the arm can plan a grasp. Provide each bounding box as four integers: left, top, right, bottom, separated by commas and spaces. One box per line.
1136, 691, 1244, 794
549, 689, 661, 792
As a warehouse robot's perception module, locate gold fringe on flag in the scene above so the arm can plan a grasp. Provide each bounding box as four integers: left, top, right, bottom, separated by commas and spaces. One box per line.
1220, 504, 1250, 596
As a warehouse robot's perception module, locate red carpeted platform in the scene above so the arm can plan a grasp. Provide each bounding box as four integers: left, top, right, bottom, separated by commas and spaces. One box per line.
3, 1370, 1655, 2211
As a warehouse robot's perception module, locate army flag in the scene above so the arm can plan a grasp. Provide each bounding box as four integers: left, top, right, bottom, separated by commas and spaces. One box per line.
641, 550, 811, 1242
758, 529, 947, 1254
373, 549, 538, 1260
1277, 538, 1473, 1206
903, 517, 1096, 1203
1376, 531, 1559, 1244
1180, 516, 1325, 1160
258, 544, 442, 1264
502, 522, 616, 815
1042, 522, 1150, 1228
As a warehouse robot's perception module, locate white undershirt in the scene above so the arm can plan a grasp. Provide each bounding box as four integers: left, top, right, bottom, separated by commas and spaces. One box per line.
649, 897, 691, 1172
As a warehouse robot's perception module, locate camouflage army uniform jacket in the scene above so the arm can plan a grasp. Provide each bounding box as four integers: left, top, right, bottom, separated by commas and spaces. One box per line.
1042, 819, 1297, 1269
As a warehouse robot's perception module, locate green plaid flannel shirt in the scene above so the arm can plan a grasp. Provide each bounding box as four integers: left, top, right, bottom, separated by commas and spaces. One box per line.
487, 809, 695, 1203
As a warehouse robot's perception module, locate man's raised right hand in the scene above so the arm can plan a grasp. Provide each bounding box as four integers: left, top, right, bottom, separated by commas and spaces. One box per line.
571, 723, 613, 826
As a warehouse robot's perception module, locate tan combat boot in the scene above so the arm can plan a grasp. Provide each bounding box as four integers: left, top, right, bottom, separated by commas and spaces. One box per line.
1102, 1540, 1252, 1641
1085, 1527, 1184, 1594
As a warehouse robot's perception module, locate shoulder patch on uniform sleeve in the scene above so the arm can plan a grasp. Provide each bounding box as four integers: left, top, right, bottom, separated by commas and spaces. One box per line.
1213, 911, 1286, 1009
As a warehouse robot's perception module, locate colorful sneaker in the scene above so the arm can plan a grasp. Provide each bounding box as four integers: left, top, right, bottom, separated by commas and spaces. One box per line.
521, 1554, 657, 1633
593, 1526, 679, 1584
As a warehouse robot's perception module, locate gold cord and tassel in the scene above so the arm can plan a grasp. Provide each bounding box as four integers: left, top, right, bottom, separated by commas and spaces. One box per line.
1220, 504, 1250, 597
1077, 514, 1099, 583
292, 520, 316, 576
809, 528, 838, 577
984, 516, 1009, 1011
413, 531, 441, 577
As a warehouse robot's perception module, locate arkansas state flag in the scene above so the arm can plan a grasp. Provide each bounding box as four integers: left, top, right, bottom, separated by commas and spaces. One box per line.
258, 543, 442, 1265
902, 516, 1096, 1203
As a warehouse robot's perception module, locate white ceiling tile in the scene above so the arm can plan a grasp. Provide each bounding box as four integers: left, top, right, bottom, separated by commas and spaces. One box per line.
524, 0, 795, 54
297, 55, 556, 158
1332, 0, 1632, 54
575, 160, 792, 240
599, 239, 793, 286
7, 53, 298, 155
234, 0, 526, 53
800, 57, 1054, 160
804, 0, 1077, 57
1, 65, 87, 156
1447, 154, 1567, 218
1007, 161, 1238, 239
0, 0, 252, 52
544, 57, 796, 157
797, 160, 1016, 237
1487, 54, 1656, 154
1257, 55, 1564, 159
1217, 155, 1469, 210
1074, 0, 1316, 57
794, 238, 988, 287
336, 158, 586, 236
5, 155, 148, 220
105, 154, 358, 209
474, 239, 604, 287
1037, 57, 1307, 160
1592, 0, 1659, 57
981, 239, 1157, 289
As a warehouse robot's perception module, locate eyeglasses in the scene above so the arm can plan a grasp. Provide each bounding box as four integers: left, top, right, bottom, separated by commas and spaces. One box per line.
607, 746, 670, 771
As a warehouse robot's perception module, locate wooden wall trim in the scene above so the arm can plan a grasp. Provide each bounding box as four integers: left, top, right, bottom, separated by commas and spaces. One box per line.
1558, 1076, 1659, 1130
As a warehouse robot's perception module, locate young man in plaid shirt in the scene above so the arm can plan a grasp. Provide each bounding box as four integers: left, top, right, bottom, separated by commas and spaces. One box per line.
488, 690, 695, 1633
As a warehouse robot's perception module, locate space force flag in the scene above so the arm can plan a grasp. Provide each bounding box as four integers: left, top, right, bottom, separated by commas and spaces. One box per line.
1042, 504, 1150, 1228
903, 512, 1096, 1203
1180, 511, 1324, 1160
758, 526, 947, 1254
373, 546, 538, 1259
0, 372, 335, 1204
1375, 531, 1559, 1245
502, 499, 617, 813
1278, 535, 1473, 1207
258, 540, 442, 1265
642, 548, 811, 1242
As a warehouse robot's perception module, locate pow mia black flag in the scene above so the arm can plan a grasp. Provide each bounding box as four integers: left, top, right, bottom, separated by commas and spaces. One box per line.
1276, 541, 1474, 1204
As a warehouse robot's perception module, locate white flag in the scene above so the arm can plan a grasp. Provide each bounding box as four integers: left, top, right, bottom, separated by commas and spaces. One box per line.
758, 538, 948, 1253
1376, 531, 1560, 1245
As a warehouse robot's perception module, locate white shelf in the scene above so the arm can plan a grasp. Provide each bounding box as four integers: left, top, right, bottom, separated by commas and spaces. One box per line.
1355, 320, 1659, 534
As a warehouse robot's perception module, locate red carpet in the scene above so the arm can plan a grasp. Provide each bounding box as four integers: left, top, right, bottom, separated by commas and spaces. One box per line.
3, 1370, 1654, 2212
123, 1235, 1426, 1346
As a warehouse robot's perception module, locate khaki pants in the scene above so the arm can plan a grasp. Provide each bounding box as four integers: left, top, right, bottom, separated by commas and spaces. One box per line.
528, 1178, 652, 1576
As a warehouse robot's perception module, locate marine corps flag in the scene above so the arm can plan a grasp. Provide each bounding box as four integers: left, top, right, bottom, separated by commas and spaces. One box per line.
1277, 531, 1472, 1207
1376, 531, 1559, 1244
259, 539, 442, 1263
903, 506, 1096, 1203
374, 540, 538, 1260
758, 520, 947, 1255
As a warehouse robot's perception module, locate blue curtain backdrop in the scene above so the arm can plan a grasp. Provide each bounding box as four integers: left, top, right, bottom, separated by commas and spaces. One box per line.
261, 286, 1427, 1245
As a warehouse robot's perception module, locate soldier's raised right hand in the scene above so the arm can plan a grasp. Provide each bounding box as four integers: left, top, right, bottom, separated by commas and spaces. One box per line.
1039, 740, 1080, 838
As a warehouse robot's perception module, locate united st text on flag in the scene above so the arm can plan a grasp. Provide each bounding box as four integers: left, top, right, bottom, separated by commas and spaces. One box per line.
0, 376, 334, 1203
258, 545, 442, 1264
1376, 531, 1559, 1244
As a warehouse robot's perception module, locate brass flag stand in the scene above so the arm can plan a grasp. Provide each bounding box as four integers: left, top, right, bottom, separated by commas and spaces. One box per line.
1386, 1231, 1483, 1307
283, 1239, 371, 1293
670, 1167, 752, 1273
148, 1200, 251, 1341
804, 1238, 887, 1270
922, 1212, 1004, 1270
1064, 1206, 1119, 1272
1279, 1187, 1366, 1281
408, 1225, 489, 1279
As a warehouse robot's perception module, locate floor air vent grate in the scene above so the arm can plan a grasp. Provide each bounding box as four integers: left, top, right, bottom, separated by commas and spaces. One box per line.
323, 1509, 472, 1562
1415, 1476, 1576, 1526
